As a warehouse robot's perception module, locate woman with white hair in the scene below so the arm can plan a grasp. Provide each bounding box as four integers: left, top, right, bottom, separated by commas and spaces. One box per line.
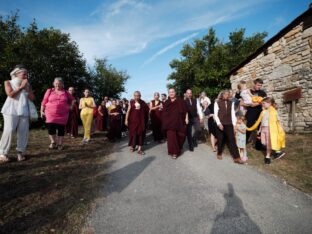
0, 67, 35, 163
41, 77, 74, 150
199, 91, 211, 107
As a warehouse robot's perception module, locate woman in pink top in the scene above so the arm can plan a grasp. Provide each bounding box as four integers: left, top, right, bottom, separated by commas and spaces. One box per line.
40, 78, 74, 150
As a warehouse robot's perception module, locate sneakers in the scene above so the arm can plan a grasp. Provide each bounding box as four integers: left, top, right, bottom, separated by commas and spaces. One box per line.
274, 151, 286, 159
264, 157, 271, 164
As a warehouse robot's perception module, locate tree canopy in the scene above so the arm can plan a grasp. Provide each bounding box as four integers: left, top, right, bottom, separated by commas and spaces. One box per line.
0, 12, 129, 107
168, 28, 268, 98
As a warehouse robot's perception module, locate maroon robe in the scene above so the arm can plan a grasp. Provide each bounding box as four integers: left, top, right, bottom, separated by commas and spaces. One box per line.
162, 97, 187, 156
66, 96, 79, 137
96, 105, 107, 131
128, 99, 149, 148
108, 106, 122, 140
150, 100, 163, 141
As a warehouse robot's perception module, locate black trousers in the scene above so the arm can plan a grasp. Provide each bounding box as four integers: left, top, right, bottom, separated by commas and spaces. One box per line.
47, 123, 65, 136
186, 117, 201, 150
246, 108, 262, 142
216, 124, 240, 159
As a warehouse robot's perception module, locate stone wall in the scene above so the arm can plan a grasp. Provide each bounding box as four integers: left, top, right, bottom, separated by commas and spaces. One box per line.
230, 20, 312, 133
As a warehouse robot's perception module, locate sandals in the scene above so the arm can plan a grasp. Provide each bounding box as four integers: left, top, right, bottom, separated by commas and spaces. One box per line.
0, 155, 9, 164
137, 150, 145, 155
49, 142, 57, 149
57, 145, 64, 150
172, 155, 177, 159
17, 153, 26, 162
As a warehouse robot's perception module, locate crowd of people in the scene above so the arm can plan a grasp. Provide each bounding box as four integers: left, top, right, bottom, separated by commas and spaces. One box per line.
0, 65, 286, 165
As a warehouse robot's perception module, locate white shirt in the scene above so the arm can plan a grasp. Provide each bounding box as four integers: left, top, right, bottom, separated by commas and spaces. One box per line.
241, 89, 253, 105
196, 98, 204, 120
214, 100, 237, 126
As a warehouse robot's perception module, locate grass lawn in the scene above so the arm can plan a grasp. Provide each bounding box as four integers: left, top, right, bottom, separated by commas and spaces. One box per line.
0, 129, 112, 233
246, 134, 312, 195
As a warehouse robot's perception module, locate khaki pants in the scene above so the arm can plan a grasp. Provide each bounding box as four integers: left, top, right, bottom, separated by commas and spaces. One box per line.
0, 114, 29, 155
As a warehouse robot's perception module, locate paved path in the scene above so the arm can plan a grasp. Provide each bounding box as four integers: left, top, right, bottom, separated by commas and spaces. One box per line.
90, 136, 312, 234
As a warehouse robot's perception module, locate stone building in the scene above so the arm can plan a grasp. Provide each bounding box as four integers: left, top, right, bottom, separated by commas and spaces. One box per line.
228, 5, 312, 133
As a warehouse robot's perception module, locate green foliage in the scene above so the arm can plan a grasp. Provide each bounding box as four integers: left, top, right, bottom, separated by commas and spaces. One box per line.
0, 12, 128, 108
168, 27, 268, 99
88, 59, 129, 103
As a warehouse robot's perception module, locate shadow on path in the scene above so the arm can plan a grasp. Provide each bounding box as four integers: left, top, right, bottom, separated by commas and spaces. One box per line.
211, 183, 262, 234
97, 156, 156, 195
0, 145, 155, 233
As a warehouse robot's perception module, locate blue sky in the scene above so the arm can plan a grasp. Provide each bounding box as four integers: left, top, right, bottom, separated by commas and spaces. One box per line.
0, 0, 310, 100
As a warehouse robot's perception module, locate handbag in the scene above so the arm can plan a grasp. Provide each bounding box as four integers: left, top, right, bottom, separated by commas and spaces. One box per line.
28, 100, 38, 122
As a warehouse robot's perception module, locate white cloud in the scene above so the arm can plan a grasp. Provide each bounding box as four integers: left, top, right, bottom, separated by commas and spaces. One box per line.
142, 32, 199, 67
65, 0, 269, 63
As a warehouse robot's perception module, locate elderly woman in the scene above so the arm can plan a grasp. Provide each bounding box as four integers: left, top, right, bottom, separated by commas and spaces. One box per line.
79, 89, 96, 143
214, 90, 244, 164
199, 91, 211, 107
41, 78, 74, 150
0, 67, 35, 163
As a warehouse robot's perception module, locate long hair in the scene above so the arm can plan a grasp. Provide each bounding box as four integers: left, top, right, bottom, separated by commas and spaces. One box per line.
216, 89, 230, 101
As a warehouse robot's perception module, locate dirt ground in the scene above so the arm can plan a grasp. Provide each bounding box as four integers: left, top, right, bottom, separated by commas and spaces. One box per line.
0, 129, 112, 233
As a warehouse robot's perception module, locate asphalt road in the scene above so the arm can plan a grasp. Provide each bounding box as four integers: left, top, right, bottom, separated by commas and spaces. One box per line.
90, 136, 312, 234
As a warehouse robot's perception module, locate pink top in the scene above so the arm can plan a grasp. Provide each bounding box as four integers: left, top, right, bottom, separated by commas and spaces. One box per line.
41, 88, 74, 125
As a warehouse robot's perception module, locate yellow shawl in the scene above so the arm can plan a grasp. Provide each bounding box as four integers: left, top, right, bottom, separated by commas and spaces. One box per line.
247, 106, 285, 151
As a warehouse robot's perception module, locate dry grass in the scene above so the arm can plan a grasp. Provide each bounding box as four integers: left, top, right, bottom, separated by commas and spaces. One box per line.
246, 134, 312, 195
0, 129, 113, 233
204, 132, 312, 195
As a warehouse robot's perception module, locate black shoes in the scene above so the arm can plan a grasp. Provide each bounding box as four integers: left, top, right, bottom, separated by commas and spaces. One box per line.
264, 157, 271, 164
274, 151, 286, 159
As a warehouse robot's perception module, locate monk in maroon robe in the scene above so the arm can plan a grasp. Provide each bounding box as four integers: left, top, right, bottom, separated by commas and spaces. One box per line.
96, 101, 107, 131
149, 92, 163, 142
125, 91, 149, 155
162, 88, 188, 159
107, 100, 122, 141
66, 87, 79, 138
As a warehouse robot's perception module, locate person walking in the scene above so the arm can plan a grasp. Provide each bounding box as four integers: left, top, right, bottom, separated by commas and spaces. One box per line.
0, 67, 35, 163
184, 89, 203, 151
149, 92, 164, 143
79, 89, 96, 143
162, 88, 188, 159
66, 87, 79, 138
125, 91, 149, 155
214, 90, 244, 164
41, 78, 74, 150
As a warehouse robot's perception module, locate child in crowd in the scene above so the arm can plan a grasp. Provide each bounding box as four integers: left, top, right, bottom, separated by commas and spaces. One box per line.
235, 116, 248, 162
238, 81, 263, 115
247, 97, 286, 164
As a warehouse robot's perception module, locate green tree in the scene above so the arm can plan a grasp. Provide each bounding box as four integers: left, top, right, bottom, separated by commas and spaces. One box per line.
168, 27, 267, 99
0, 13, 89, 106
88, 58, 129, 103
